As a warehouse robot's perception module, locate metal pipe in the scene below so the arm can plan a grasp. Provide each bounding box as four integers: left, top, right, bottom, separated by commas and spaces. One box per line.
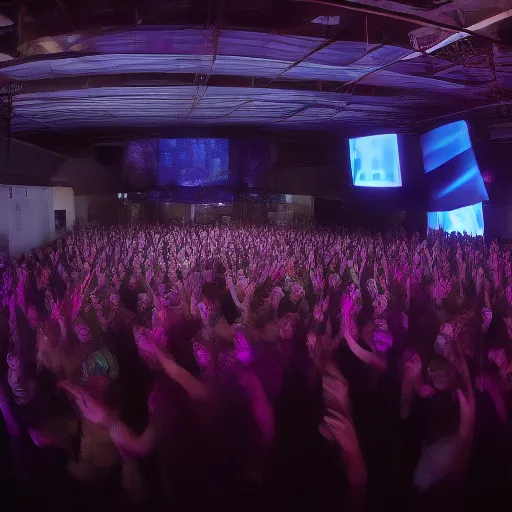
292, 0, 506, 43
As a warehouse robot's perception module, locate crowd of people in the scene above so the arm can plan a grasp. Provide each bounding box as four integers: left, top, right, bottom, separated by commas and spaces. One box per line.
1, 222, 512, 511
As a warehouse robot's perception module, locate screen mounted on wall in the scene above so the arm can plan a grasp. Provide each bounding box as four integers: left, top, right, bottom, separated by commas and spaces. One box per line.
159, 138, 229, 187
428, 202, 484, 237
420, 120, 488, 211
349, 134, 402, 188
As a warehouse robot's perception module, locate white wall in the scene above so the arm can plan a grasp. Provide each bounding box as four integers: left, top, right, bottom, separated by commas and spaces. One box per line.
0, 185, 54, 257
52, 186, 76, 230
0, 186, 10, 254
75, 195, 89, 223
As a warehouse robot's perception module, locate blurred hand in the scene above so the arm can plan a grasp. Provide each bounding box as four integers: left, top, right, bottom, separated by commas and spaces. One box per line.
59, 381, 114, 426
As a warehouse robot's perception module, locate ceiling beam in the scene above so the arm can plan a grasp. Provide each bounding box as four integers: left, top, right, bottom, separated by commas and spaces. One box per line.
402, 8, 512, 60
330, 8, 512, 103
6, 71, 421, 98
291, 0, 507, 43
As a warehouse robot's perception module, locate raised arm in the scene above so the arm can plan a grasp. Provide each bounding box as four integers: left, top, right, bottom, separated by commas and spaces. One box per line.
155, 349, 210, 401
109, 422, 157, 458
345, 331, 388, 372
226, 271, 245, 311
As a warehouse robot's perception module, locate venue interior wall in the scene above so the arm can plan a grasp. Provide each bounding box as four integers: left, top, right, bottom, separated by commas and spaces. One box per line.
0, 185, 54, 257
0, 137, 64, 186
52, 186, 76, 232
107, 130, 426, 202
0, 185, 77, 256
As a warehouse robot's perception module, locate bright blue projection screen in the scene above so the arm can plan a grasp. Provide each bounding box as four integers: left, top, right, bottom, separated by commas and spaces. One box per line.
421, 121, 488, 211
159, 138, 229, 187
349, 134, 402, 188
428, 202, 484, 237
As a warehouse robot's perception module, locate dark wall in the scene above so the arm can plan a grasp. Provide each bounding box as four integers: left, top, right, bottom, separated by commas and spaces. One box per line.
473, 142, 512, 240
103, 131, 426, 207
345, 134, 426, 212
473, 141, 512, 205
0, 138, 64, 185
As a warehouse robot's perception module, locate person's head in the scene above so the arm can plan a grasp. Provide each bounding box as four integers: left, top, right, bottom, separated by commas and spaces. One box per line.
270, 286, 284, 307
372, 294, 388, 316
427, 359, 455, 391
366, 278, 379, 300
75, 323, 92, 344
329, 273, 341, 290
278, 313, 298, 340
109, 294, 120, 309
290, 283, 305, 303
371, 319, 393, 353
7, 351, 20, 371
137, 293, 150, 313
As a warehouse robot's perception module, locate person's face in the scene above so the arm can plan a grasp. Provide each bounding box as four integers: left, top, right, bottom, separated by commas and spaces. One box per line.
429, 367, 451, 391
434, 334, 451, 357
76, 324, 92, 343
7, 352, 20, 371
270, 287, 284, 307
291, 285, 304, 302
366, 279, 378, 300
137, 294, 150, 313
373, 295, 387, 315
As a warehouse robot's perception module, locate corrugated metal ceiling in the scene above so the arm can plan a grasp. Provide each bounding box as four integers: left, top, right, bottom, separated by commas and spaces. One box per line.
1, 27, 508, 133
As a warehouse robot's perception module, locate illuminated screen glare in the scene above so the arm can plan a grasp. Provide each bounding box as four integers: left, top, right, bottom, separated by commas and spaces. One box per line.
349, 134, 402, 188
422, 120, 472, 174
428, 202, 484, 237
159, 138, 229, 187
420, 120, 488, 210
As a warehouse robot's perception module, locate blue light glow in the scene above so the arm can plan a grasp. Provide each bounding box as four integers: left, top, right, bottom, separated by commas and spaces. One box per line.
349, 134, 402, 188
434, 165, 479, 200
421, 120, 488, 212
159, 138, 229, 187
428, 202, 484, 237
422, 121, 471, 174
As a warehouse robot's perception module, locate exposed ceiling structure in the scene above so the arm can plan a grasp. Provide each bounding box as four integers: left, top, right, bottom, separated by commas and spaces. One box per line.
0, 0, 511, 149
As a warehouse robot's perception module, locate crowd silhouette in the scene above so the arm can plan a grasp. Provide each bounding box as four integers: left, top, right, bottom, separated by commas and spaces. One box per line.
1, 222, 512, 511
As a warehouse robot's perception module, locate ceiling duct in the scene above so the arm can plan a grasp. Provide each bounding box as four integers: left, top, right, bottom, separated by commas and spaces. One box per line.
389, 0, 453, 8
409, 26, 451, 51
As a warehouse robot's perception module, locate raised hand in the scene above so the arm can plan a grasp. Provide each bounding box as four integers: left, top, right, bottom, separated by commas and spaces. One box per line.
59, 381, 114, 426
322, 409, 361, 455
322, 362, 351, 419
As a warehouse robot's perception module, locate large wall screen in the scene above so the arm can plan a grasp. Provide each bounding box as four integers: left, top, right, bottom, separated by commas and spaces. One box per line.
349, 134, 402, 188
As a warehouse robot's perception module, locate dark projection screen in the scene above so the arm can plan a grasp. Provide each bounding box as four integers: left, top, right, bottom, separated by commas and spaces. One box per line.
158, 138, 229, 187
